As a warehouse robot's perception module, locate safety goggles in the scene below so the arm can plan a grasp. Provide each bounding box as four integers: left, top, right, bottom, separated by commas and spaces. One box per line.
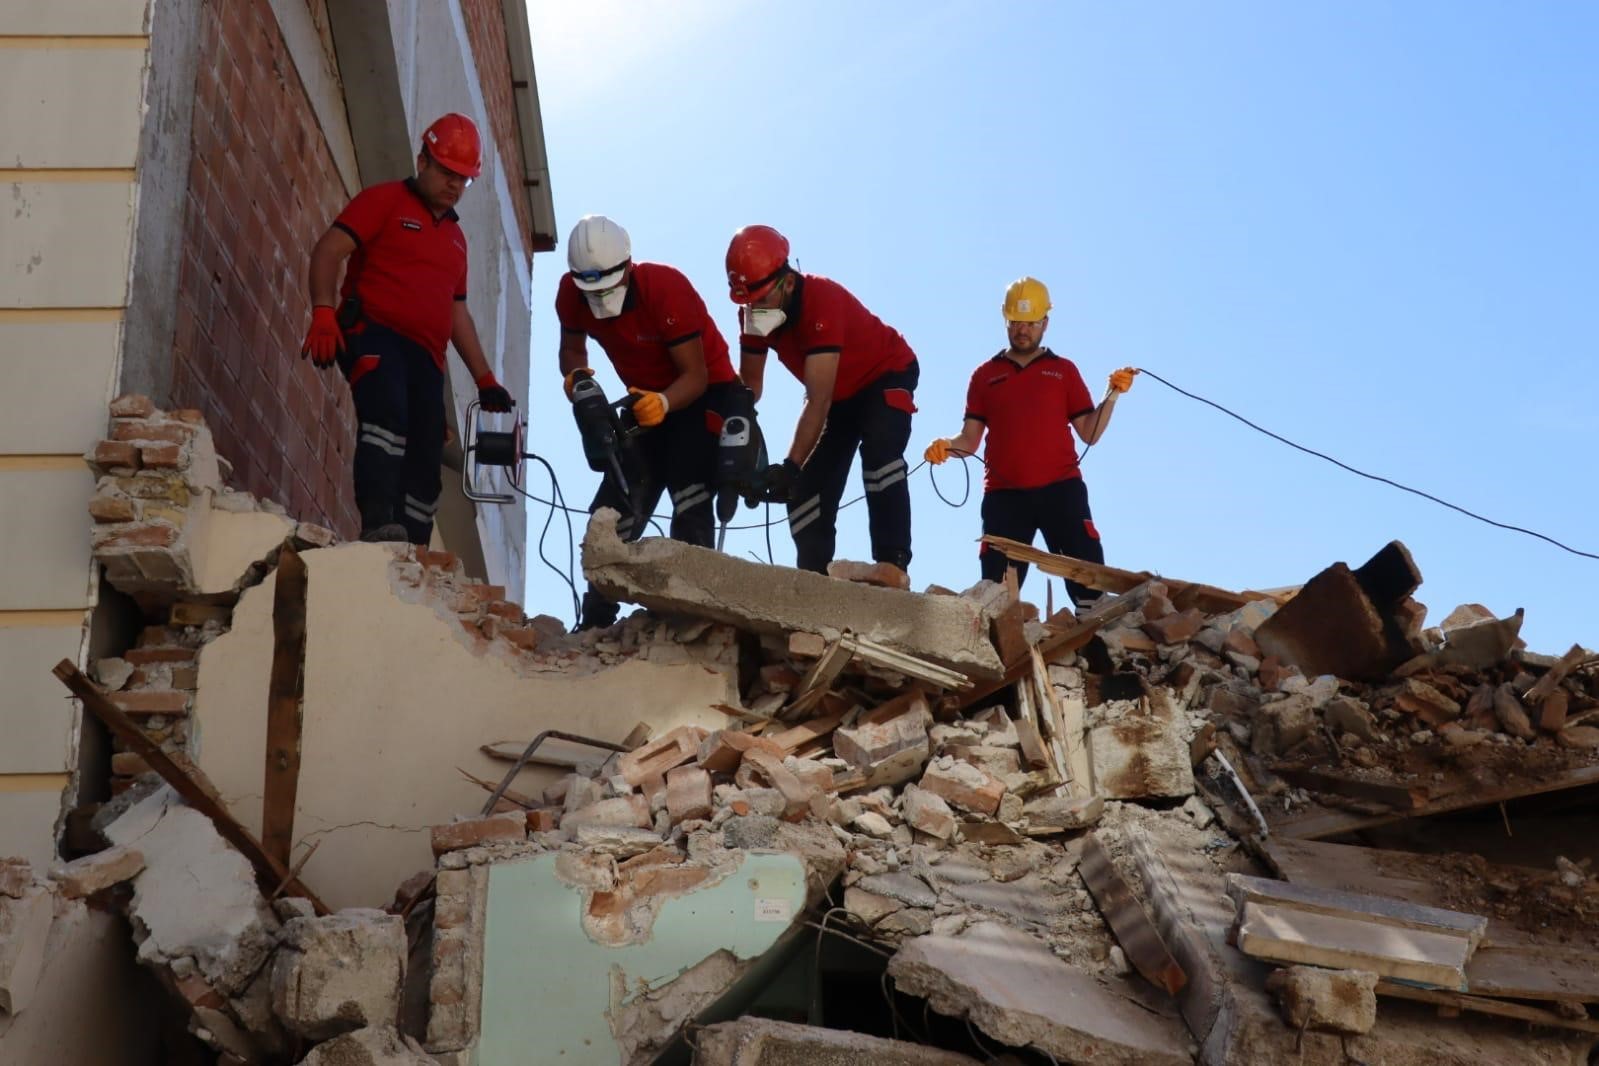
570, 261, 628, 288
423, 149, 474, 188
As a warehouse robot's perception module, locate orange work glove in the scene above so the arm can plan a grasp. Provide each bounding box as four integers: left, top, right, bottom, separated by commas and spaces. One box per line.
563, 367, 592, 399
300, 305, 344, 368
923, 438, 952, 465
627, 388, 670, 428
1108, 367, 1137, 394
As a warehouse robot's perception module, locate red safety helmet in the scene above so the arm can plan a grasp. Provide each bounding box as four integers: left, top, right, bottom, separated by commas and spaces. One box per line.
725, 225, 791, 305
421, 113, 482, 179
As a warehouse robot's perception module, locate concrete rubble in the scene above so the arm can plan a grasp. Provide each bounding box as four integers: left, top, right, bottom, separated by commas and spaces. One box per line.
13, 398, 1599, 1064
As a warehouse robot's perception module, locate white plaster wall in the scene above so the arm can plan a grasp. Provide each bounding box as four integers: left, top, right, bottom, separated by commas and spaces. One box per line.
0, 468, 96, 610
193, 544, 736, 910
0, 320, 123, 454
0, 181, 137, 308
0, 48, 146, 168
0, 1, 150, 36
0, 624, 85, 774
0, 791, 64, 869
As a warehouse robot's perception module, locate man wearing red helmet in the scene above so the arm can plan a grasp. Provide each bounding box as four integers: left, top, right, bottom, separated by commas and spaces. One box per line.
300, 113, 514, 543
557, 214, 743, 629
726, 225, 918, 577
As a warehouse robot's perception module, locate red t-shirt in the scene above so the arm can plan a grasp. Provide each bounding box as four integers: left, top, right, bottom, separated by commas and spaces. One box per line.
739, 274, 915, 401
966, 349, 1096, 491
555, 262, 735, 391
334, 180, 467, 367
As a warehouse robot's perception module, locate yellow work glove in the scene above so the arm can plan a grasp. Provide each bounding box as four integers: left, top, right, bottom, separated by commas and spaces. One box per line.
1108, 367, 1137, 394
563, 367, 592, 399
628, 388, 670, 428
923, 438, 952, 465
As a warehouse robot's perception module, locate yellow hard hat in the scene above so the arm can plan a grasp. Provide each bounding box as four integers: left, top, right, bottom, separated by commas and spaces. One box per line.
1002, 277, 1051, 323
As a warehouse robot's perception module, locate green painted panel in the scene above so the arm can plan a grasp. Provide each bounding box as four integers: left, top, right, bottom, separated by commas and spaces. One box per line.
476, 851, 806, 1064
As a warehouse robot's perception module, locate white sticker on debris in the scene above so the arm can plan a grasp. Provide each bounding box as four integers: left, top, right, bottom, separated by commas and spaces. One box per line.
755, 898, 793, 923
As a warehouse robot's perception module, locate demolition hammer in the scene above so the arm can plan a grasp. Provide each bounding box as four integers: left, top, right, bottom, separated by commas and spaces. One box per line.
713, 383, 773, 551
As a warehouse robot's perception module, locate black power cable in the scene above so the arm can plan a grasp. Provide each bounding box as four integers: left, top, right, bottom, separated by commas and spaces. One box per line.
1135, 367, 1599, 561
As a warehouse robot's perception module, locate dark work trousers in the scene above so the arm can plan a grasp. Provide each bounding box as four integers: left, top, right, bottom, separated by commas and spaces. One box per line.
979, 476, 1105, 609
336, 321, 445, 544
787, 361, 918, 575
580, 381, 733, 629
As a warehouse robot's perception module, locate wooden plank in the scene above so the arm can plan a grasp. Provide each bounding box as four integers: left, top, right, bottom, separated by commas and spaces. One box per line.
53, 660, 330, 915
1225, 873, 1487, 948
1376, 981, 1599, 1035
839, 634, 972, 690
1235, 901, 1471, 990
1036, 647, 1092, 798
481, 739, 611, 768
959, 587, 1144, 710
1525, 644, 1587, 704
262, 545, 308, 870
1273, 764, 1599, 840
1273, 767, 1427, 811
1467, 945, 1599, 1003
766, 710, 848, 753
784, 638, 851, 718
1079, 834, 1187, 995
458, 767, 536, 808
979, 535, 1283, 615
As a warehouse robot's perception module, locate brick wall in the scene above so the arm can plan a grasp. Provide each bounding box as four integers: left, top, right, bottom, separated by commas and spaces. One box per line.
170, 0, 361, 538
459, 0, 534, 259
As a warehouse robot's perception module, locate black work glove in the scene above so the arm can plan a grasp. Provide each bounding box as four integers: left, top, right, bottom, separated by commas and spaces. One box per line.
762, 459, 802, 503
475, 372, 515, 413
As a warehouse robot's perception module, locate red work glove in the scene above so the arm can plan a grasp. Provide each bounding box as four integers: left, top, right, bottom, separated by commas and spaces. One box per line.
627, 388, 670, 427
300, 305, 344, 368
476, 372, 515, 412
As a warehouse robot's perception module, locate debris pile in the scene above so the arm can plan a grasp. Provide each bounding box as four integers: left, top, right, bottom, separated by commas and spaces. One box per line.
7, 398, 1597, 1065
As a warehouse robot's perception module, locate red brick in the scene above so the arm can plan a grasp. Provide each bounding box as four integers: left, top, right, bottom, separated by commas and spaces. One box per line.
696, 729, 784, 774
1223, 628, 1261, 659
430, 816, 524, 856
110, 752, 150, 776
122, 647, 196, 665
618, 725, 706, 786
109, 394, 155, 418
111, 421, 194, 445
918, 759, 1005, 816
1144, 608, 1206, 645
826, 560, 910, 590
632, 864, 710, 898
664, 765, 712, 824
486, 600, 524, 622
739, 750, 819, 819
419, 549, 459, 571
170, 408, 206, 425
88, 496, 138, 523
93, 440, 140, 470
525, 809, 559, 833
500, 626, 540, 651
141, 443, 184, 468
112, 690, 189, 716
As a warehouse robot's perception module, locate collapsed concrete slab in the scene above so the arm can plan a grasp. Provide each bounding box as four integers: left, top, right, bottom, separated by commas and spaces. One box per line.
582, 510, 1004, 678
887, 921, 1194, 1066
1255, 542, 1422, 682
695, 1016, 982, 1064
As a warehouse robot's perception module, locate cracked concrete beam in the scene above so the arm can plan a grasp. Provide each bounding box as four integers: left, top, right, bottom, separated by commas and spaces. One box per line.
582, 511, 1004, 679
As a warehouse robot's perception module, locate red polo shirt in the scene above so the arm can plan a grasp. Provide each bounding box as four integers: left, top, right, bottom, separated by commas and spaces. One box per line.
739, 274, 915, 401
966, 349, 1096, 491
556, 262, 736, 391
333, 179, 467, 368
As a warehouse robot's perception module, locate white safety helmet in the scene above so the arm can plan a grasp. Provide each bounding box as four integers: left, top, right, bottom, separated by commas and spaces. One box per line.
567, 215, 632, 291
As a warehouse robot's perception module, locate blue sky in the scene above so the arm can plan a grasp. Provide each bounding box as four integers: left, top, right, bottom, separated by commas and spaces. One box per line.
519, 1, 1596, 652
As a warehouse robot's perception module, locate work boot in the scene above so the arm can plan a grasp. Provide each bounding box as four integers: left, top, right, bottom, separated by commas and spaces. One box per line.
359, 522, 409, 543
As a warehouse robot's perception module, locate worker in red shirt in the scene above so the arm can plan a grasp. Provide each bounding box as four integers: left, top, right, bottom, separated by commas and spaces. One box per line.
924, 277, 1135, 611
300, 113, 514, 543
558, 215, 742, 629
726, 225, 918, 578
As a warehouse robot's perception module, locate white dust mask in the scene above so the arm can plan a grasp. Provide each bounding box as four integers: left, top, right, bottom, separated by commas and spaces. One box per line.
585, 283, 628, 319
742, 306, 787, 337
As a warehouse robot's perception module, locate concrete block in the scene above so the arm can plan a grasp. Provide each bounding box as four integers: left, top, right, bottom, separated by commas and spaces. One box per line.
1022, 794, 1104, 833
1250, 694, 1318, 757
833, 694, 932, 787
888, 921, 1193, 1066
1089, 714, 1195, 799
49, 845, 144, 898
296, 1025, 435, 1064
0, 884, 53, 1013
271, 910, 406, 1041
1255, 549, 1418, 681
695, 1016, 981, 1064
562, 795, 651, 831
665, 766, 712, 824
583, 510, 1004, 678
1265, 966, 1378, 1035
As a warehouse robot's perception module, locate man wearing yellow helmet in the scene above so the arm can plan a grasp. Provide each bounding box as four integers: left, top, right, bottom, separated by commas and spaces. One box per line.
923, 277, 1135, 610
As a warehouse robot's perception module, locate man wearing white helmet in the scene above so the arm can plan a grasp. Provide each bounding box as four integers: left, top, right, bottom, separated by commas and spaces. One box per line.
556, 215, 741, 629
923, 277, 1135, 611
